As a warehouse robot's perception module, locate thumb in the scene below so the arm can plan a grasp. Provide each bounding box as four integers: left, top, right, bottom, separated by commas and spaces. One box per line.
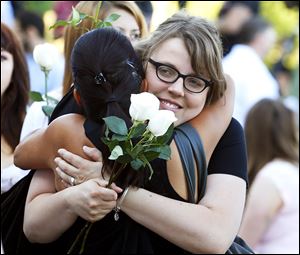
83, 146, 103, 161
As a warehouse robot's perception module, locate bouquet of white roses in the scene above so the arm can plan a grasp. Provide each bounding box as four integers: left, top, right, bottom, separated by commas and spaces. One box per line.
69, 92, 177, 254
103, 92, 177, 188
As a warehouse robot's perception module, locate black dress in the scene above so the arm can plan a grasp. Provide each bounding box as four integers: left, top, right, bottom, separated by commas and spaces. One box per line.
1, 86, 248, 254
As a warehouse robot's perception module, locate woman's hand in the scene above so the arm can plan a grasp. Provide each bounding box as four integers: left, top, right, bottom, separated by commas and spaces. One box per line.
65, 178, 122, 222
55, 146, 104, 186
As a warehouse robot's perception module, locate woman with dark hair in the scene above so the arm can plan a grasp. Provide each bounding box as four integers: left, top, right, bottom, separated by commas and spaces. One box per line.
239, 98, 299, 254
11, 27, 150, 254
1, 22, 29, 193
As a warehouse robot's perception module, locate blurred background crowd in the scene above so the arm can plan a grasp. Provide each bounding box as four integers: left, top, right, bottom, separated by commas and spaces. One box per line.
1, 1, 299, 254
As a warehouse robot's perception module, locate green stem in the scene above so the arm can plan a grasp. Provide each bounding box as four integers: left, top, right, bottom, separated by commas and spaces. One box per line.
93, 1, 102, 28
67, 222, 90, 254
79, 223, 93, 254
107, 162, 127, 188
44, 69, 49, 106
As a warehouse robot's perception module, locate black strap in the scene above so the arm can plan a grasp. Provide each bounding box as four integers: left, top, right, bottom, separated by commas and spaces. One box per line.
174, 123, 207, 203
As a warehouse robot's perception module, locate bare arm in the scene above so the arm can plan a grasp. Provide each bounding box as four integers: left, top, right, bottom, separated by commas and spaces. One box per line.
20, 114, 120, 243
190, 74, 235, 162
14, 127, 53, 170
123, 174, 245, 253
24, 169, 118, 243
239, 175, 282, 247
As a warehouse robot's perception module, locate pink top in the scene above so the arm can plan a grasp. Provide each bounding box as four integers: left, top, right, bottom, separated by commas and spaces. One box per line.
254, 159, 299, 254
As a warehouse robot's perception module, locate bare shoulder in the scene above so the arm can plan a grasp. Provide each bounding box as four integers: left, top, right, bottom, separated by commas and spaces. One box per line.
48, 113, 85, 130
46, 113, 91, 152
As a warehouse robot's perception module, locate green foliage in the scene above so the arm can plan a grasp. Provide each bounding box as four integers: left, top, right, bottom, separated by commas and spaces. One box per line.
49, 2, 120, 31
102, 116, 173, 182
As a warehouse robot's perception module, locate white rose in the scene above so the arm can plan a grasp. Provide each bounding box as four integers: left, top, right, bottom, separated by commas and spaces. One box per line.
33, 43, 60, 71
129, 92, 160, 121
148, 110, 177, 136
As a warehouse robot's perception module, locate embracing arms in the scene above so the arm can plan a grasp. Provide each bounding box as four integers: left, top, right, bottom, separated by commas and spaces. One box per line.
14, 114, 120, 242
55, 76, 246, 253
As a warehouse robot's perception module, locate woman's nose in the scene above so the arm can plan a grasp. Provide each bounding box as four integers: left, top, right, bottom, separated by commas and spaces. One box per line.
167, 77, 185, 97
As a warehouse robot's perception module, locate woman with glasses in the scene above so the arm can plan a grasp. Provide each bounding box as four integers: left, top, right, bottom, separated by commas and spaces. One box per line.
10, 11, 247, 254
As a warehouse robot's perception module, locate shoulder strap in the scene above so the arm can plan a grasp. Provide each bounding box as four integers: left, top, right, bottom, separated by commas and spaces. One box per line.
174, 123, 207, 203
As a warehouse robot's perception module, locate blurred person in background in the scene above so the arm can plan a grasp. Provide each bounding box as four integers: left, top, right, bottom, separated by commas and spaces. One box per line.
223, 16, 279, 126
217, 1, 259, 57
53, 1, 80, 39
240, 98, 299, 254
14, 10, 64, 95
272, 60, 299, 121
1, 22, 30, 193
135, 1, 153, 30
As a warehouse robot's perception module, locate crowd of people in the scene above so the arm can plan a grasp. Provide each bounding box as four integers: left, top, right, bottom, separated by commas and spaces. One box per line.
1, 1, 299, 254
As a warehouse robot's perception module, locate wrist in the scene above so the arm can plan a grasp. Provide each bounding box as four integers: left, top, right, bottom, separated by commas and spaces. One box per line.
113, 186, 130, 221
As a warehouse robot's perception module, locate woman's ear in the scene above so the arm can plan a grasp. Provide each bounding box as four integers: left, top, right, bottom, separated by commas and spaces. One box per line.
141, 79, 148, 92
73, 88, 81, 105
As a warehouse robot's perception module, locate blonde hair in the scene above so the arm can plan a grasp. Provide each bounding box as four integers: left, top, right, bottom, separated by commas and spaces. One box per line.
62, 1, 148, 95
135, 11, 226, 105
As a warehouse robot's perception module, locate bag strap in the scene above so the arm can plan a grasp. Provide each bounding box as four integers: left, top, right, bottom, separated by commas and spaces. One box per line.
174, 123, 207, 203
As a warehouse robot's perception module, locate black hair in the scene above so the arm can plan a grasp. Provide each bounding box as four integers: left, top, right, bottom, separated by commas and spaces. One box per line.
236, 16, 271, 45
71, 27, 144, 187
16, 10, 45, 38
71, 27, 143, 124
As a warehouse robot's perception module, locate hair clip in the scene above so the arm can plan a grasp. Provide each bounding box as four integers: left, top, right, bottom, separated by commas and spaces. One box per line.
94, 72, 107, 85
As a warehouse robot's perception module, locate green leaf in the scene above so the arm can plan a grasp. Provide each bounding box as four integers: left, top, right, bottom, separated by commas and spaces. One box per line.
42, 105, 55, 117
79, 13, 88, 20
104, 22, 112, 27
157, 145, 171, 160
103, 116, 128, 135
156, 124, 174, 144
94, 20, 104, 28
129, 123, 147, 139
29, 91, 44, 102
104, 14, 120, 23
71, 6, 81, 25
145, 145, 171, 160
49, 20, 69, 30
101, 138, 118, 151
130, 159, 144, 170
131, 145, 144, 159
143, 151, 160, 162
112, 134, 127, 141
116, 154, 132, 164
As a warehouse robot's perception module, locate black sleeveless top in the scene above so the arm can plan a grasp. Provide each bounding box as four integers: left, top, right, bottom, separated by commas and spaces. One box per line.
1, 86, 247, 254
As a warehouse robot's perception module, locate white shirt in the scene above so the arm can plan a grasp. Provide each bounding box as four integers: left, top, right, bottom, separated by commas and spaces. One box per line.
223, 44, 280, 126
254, 159, 299, 254
1, 88, 63, 193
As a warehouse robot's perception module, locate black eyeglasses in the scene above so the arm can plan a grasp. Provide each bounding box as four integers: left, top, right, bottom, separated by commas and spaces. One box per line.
148, 58, 212, 93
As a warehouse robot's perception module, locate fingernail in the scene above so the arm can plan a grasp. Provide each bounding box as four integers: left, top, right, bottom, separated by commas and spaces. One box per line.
58, 149, 64, 155
54, 157, 59, 163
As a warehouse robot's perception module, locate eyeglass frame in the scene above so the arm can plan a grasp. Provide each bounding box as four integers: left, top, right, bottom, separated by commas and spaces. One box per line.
148, 58, 213, 93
